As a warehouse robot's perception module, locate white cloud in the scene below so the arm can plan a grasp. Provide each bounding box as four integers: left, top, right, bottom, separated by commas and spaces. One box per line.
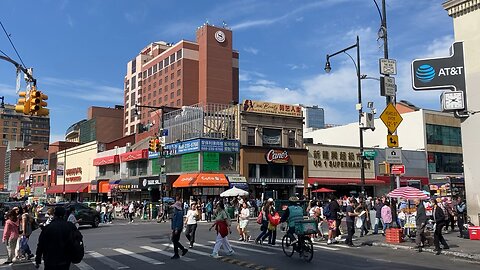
0, 83, 18, 97
43, 77, 123, 103
244, 47, 259, 55
67, 15, 74, 27
288, 63, 308, 70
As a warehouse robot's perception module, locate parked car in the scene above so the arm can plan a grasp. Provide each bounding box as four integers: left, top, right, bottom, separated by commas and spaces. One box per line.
37, 202, 101, 228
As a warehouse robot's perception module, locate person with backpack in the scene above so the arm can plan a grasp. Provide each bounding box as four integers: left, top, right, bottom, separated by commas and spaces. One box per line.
35, 206, 81, 270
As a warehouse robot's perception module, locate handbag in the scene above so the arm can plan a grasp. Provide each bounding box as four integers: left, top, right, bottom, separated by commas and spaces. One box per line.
268, 212, 281, 226
256, 212, 263, 224
355, 218, 363, 229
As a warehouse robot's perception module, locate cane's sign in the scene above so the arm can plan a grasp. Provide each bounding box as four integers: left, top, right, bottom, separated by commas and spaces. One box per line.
265, 149, 289, 163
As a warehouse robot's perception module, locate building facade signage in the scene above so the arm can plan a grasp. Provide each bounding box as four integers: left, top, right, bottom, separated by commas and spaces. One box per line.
265, 149, 290, 163
93, 155, 120, 166
120, 149, 148, 162
242, 100, 302, 117
412, 42, 465, 92
66, 167, 82, 182
140, 177, 163, 188
165, 139, 240, 155
307, 145, 375, 179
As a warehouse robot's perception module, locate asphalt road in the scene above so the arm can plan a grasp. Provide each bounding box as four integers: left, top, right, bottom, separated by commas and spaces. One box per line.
0, 220, 479, 270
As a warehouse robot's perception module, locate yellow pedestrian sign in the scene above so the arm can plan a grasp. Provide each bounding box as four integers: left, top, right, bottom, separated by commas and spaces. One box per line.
380, 103, 403, 134
387, 134, 399, 147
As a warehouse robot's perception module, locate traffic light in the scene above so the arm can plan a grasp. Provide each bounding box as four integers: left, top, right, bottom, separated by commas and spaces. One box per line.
29, 89, 41, 113
15, 91, 31, 114
148, 138, 156, 152
36, 92, 49, 116
155, 137, 161, 152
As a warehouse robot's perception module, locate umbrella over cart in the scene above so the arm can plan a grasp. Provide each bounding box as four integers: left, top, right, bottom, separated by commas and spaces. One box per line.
220, 186, 249, 197
312, 187, 336, 193
388, 186, 429, 200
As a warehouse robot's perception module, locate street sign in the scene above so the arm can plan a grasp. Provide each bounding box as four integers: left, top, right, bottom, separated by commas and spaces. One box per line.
391, 164, 406, 175
387, 134, 399, 148
380, 58, 397, 75
380, 103, 403, 134
161, 129, 169, 136
363, 150, 377, 160
381, 76, 396, 97
385, 148, 402, 164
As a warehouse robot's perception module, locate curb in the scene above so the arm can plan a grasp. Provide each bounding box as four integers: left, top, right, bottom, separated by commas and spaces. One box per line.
365, 241, 480, 262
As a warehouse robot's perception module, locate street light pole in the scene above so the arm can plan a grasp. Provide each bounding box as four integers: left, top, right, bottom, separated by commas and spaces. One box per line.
325, 36, 366, 195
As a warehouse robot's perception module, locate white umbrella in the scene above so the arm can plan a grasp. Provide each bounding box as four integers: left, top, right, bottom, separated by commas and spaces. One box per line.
220, 186, 249, 197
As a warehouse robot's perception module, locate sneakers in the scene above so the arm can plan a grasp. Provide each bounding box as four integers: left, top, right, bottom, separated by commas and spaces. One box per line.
238, 237, 244, 241
171, 254, 180, 259
189, 244, 194, 248
210, 252, 220, 258
226, 250, 235, 256
181, 249, 188, 256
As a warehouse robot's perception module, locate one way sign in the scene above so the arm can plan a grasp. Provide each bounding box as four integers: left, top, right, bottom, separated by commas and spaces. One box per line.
385, 148, 402, 164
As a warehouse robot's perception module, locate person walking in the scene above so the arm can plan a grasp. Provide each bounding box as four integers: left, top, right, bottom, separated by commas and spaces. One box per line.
357, 197, 369, 237
67, 206, 80, 229
345, 198, 359, 247
34, 207, 78, 270
2, 211, 19, 264
325, 195, 340, 245
171, 198, 188, 259
433, 197, 450, 255
238, 202, 250, 242
455, 197, 467, 238
209, 201, 234, 258
414, 198, 427, 252
206, 200, 213, 222
184, 203, 199, 248
381, 201, 392, 235
255, 199, 272, 244
19, 205, 34, 260
262, 201, 278, 246
128, 201, 135, 223
373, 198, 384, 234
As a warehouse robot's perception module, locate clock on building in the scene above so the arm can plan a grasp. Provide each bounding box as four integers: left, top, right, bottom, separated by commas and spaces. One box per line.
215, 30, 225, 43
441, 91, 465, 111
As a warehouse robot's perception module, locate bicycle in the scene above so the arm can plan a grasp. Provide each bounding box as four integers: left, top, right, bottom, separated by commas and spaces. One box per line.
281, 221, 316, 262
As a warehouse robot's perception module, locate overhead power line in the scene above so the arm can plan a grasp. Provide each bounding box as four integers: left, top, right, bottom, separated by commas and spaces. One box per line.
0, 19, 26, 67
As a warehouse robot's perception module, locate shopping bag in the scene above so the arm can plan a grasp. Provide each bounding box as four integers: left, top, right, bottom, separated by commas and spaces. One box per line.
256, 212, 263, 224
355, 218, 363, 229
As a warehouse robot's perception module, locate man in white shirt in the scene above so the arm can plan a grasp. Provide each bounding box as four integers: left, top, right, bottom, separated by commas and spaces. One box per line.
67, 206, 79, 229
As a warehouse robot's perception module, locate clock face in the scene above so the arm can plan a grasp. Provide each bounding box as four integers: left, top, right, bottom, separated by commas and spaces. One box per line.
443, 91, 465, 110
215, 31, 225, 43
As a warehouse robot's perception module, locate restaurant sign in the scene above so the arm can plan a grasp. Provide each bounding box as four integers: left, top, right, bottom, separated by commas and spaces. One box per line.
242, 100, 302, 117
265, 149, 290, 164
66, 167, 82, 182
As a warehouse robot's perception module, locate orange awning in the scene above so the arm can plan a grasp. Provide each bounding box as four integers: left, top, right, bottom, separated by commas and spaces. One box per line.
173, 174, 198, 188
193, 174, 229, 187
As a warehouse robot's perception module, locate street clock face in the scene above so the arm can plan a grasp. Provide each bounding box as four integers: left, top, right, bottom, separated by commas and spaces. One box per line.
215, 30, 225, 43
442, 91, 465, 111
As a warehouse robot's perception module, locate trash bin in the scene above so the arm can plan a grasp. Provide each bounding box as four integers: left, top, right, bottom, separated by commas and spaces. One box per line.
152, 205, 158, 219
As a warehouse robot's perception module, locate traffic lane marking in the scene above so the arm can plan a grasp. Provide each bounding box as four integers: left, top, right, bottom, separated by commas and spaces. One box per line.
140, 245, 195, 262
113, 248, 165, 265
86, 251, 130, 269
207, 241, 275, 255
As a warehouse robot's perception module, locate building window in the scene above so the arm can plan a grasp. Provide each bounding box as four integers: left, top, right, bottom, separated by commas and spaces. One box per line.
177, 69, 181, 76
153, 65, 157, 73
153, 90, 156, 97
171, 73, 174, 80
159, 79, 162, 85
164, 95, 168, 101
426, 124, 462, 146
260, 164, 294, 178
262, 128, 281, 147
131, 59, 136, 73
176, 49, 182, 60
130, 76, 136, 89
170, 54, 176, 63
248, 164, 257, 178
247, 127, 255, 146
164, 57, 170, 67
99, 166, 107, 176
176, 89, 181, 96
295, 166, 303, 179
159, 97, 162, 103
165, 76, 168, 83
159, 87, 162, 94
428, 152, 463, 173
3, 121, 8, 126
170, 92, 174, 99
177, 79, 181, 86
170, 82, 174, 89
176, 99, 181, 106
159, 61, 163, 70
288, 130, 295, 148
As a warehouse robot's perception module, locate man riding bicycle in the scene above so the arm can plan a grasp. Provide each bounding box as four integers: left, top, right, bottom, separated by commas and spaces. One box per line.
280, 196, 304, 247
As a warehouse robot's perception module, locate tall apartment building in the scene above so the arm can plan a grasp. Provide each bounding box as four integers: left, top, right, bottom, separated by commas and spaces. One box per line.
301, 105, 325, 131
124, 24, 239, 136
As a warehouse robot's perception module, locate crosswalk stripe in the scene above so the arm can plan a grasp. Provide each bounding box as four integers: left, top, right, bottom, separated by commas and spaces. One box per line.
229, 239, 340, 251
113, 248, 165, 265
86, 251, 130, 269
76, 261, 95, 270
140, 246, 195, 262
207, 241, 275, 255
190, 243, 246, 256
161, 244, 213, 257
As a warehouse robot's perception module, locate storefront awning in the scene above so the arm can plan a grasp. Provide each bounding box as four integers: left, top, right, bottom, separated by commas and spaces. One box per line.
120, 149, 148, 162
46, 183, 89, 194
308, 177, 384, 186
173, 173, 229, 188
93, 155, 120, 166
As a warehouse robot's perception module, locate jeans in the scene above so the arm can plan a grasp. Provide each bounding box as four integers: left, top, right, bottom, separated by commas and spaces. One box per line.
374, 217, 383, 234
172, 230, 186, 255
457, 214, 465, 237
256, 221, 268, 242
434, 222, 449, 250
360, 216, 369, 236
19, 236, 32, 256
346, 222, 355, 245
383, 222, 391, 232
207, 211, 212, 222
262, 229, 277, 245
185, 224, 197, 246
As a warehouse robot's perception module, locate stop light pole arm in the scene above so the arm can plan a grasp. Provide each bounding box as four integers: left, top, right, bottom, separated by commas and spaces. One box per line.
0, 55, 36, 86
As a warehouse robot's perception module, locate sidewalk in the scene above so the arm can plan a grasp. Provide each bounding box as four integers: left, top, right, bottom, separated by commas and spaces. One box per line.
359, 229, 480, 262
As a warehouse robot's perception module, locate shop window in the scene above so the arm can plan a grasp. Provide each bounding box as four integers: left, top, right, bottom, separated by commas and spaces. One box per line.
295, 166, 304, 179
260, 164, 294, 178
426, 124, 462, 147
248, 164, 257, 178
138, 160, 148, 175
113, 164, 120, 174
99, 166, 107, 176
262, 128, 281, 147
247, 127, 255, 146
288, 130, 296, 148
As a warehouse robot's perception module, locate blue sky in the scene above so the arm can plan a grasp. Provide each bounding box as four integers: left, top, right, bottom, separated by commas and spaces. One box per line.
0, 0, 454, 143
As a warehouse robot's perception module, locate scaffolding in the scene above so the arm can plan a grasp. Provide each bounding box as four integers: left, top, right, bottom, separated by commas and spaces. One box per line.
163, 103, 237, 144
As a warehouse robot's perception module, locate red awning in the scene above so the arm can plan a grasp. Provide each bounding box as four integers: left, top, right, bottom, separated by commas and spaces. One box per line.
93, 155, 120, 166
173, 173, 229, 188
376, 176, 429, 186
46, 183, 89, 194
120, 149, 148, 162
308, 177, 385, 186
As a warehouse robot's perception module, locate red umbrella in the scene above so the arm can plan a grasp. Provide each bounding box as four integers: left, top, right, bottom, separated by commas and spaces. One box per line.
388, 186, 429, 200
312, 187, 336, 193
